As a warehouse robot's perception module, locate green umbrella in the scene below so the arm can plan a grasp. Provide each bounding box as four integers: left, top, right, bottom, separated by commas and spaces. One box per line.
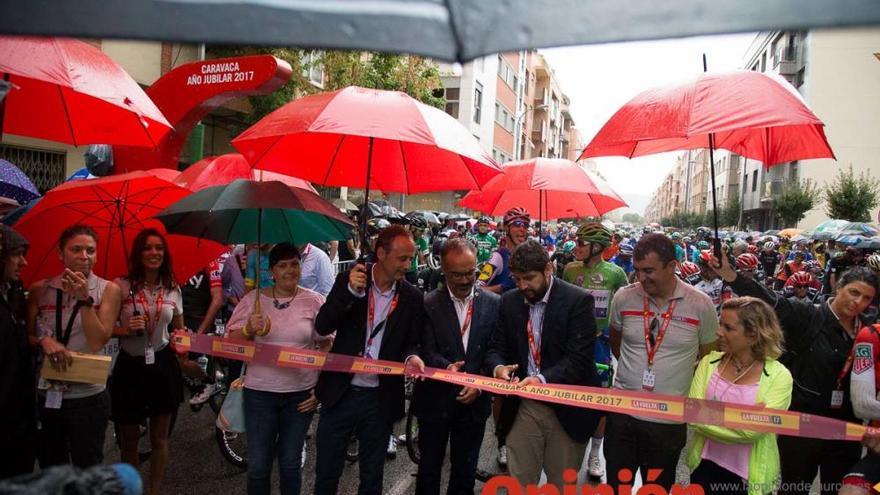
154, 179, 354, 245
155, 179, 354, 335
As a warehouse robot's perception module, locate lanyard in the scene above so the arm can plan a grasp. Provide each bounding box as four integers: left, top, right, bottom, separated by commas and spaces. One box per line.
836, 341, 858, 390
136, 287, 165, 336
643, 297, 678, 367
526, 312, 543, 371
366, 287, 399, 350
459, 298, 474, 337
54, 289, 81, 346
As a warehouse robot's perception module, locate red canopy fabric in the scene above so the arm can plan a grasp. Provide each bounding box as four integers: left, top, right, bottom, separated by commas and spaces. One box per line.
231, 86, 501, 194
580, 71, 835, 167
173, 153, 316, 193
0, 36, 172, 147
17, 171, 226, 285
458, 158, 627, 220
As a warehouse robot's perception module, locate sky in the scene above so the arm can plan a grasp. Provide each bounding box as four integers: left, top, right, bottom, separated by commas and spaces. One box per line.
541, 33, 757, 214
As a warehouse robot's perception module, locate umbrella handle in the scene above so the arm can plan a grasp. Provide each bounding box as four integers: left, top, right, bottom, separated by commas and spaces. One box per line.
246, 294, 272, 337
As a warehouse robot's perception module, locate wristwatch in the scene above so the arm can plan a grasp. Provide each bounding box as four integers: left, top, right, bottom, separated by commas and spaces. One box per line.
75, 296, 95, 308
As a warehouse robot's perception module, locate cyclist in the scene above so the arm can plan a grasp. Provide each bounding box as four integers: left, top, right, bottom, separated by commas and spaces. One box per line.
692, 240, 710, 264
478, 207, 530, 295
735, 252, 760, 281
783, 271, 821, 303
696, 250, 732, 312
405, 213, 430, 285
183, 257, 225, 406
470, 216, 498, 265
610, 242, 634, 280
759, 241, 782, 284
562, 222, 628, 479
841, 323, 880, 495
776, 250, 806, 291
677, 260, 702, 285
552, 240, 576, 278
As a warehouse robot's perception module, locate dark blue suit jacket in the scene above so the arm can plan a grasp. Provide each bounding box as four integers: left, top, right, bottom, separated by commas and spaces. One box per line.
412, 286, 500, 422
485, 278, 601, 443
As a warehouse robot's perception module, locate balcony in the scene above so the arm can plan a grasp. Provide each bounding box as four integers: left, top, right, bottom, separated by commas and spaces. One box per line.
774, 45, 801, 75
759, 180, 784, 203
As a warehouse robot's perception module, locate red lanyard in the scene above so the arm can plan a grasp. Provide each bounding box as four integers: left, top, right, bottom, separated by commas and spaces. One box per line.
366, 288, 399, 348
137, 287, 164, 336
526, 317, 542, 371
459, 298, 474, 337
643, 297, 678, 367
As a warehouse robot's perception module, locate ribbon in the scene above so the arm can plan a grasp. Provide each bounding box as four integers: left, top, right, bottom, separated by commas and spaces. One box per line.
171, 333, 877, 442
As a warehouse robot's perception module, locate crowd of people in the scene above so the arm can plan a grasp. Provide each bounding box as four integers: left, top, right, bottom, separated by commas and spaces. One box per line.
1, 207, 879, 495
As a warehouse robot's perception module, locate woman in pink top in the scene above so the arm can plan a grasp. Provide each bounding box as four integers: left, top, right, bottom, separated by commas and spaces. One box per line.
226, 243, 331, 495
687, 297, 792, 495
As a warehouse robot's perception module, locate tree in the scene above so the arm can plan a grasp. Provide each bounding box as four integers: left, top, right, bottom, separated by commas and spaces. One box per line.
721, 194, 741, 229
209, 46, 445, 136
621, 212, 644, 224
775, 178, 821, 227
823, 165, 880, 222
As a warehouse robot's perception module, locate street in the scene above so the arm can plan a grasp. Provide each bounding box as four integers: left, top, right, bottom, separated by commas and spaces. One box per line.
102, 400, 699, 494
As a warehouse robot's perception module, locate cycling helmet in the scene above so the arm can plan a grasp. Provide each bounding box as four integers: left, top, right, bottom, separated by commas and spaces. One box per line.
698, 249, 715, 263
803, 260, 822, 273
618, 244, 634, 256
747, 244, 759, 254
697, 240, 710, 250
679, 261, 701, 279
789, 271, 814, 287
365, 217, 390, 237
503, 207, 531, 226
563, 240, 576, 254
576, 222, 613, 247
670, 232, 681, 240
682, 236, 692, 243
736, 253, 759, 270
477, 216, 492, 225
404, 212, 428, 230
867, 253, 880, 272
763, 241, 776, 250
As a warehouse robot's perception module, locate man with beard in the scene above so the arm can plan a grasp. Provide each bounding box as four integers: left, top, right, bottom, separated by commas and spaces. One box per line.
486, 240, 601, 487
606, 233, 718, 491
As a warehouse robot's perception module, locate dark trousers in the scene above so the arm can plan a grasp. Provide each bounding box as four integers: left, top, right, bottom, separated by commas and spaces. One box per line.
244, 388, 314, 495
778, 435, 863, 495
415, 411, 486, 495
38, 391, 110, 469
314, 386, 391, 495
0, 426, 35, 479
691, 460, 748, 495
604, 412, 687, 490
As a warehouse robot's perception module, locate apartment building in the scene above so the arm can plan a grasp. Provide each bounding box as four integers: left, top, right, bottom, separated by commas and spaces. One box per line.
739, 28, 880, 229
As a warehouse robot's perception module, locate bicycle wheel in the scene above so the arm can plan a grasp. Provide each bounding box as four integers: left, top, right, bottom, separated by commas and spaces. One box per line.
207, 357, 229, 415
405, 406, 420, 464
215, 427, 248, 469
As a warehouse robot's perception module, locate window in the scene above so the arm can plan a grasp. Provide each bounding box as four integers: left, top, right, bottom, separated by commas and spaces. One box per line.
443, 87, 460, 118
497, 56, 517, 90
473, 82, 483, 123
301, 51, 324, 87
494, 103, 514, 133
752, 170, 758, 192
0, 144, 66, 193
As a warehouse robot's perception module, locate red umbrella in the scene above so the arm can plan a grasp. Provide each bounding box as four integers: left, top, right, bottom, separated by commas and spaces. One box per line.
579, 69, 835, 251
458, 158, 627, 221
231, 86, 501, 250
173, 153, 316, 193
232, 86, 500, 193
0, 36, 172, 147
579, 70, 834, 166
16, 170, 226, 285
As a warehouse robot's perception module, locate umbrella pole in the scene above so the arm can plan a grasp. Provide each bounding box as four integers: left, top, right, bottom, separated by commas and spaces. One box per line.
359, 137, 374, 261
703, 54, 722, 260
0, 73, 8, 142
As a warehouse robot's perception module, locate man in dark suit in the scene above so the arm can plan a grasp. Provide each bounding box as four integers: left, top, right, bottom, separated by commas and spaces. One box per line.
412, 238, 501, 495
486, 240, 601, 487
313, 225, 426, 495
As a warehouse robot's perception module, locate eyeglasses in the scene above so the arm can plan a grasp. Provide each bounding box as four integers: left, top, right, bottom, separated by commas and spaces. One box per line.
794, 284, 808, 289
446, 270, 478, 280
508, 220, 529, 228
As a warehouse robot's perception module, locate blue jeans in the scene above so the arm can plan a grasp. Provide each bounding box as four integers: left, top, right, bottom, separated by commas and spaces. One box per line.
243, 388, 314, 495
314, 386, 391, 495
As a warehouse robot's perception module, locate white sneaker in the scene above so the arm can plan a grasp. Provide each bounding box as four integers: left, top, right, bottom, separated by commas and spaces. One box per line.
588, 453, 604, 478
189, 383, 219, 405
497, 445, 508, 467
386, 435, 397, 458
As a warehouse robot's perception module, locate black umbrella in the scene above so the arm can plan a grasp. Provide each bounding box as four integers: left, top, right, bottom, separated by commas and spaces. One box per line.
4, 0, 878, 63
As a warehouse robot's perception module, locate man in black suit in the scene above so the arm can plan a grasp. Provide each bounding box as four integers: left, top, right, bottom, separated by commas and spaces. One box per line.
486, 240, 601, 487
313, 225, 426, 495
412, 238, 501, 495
